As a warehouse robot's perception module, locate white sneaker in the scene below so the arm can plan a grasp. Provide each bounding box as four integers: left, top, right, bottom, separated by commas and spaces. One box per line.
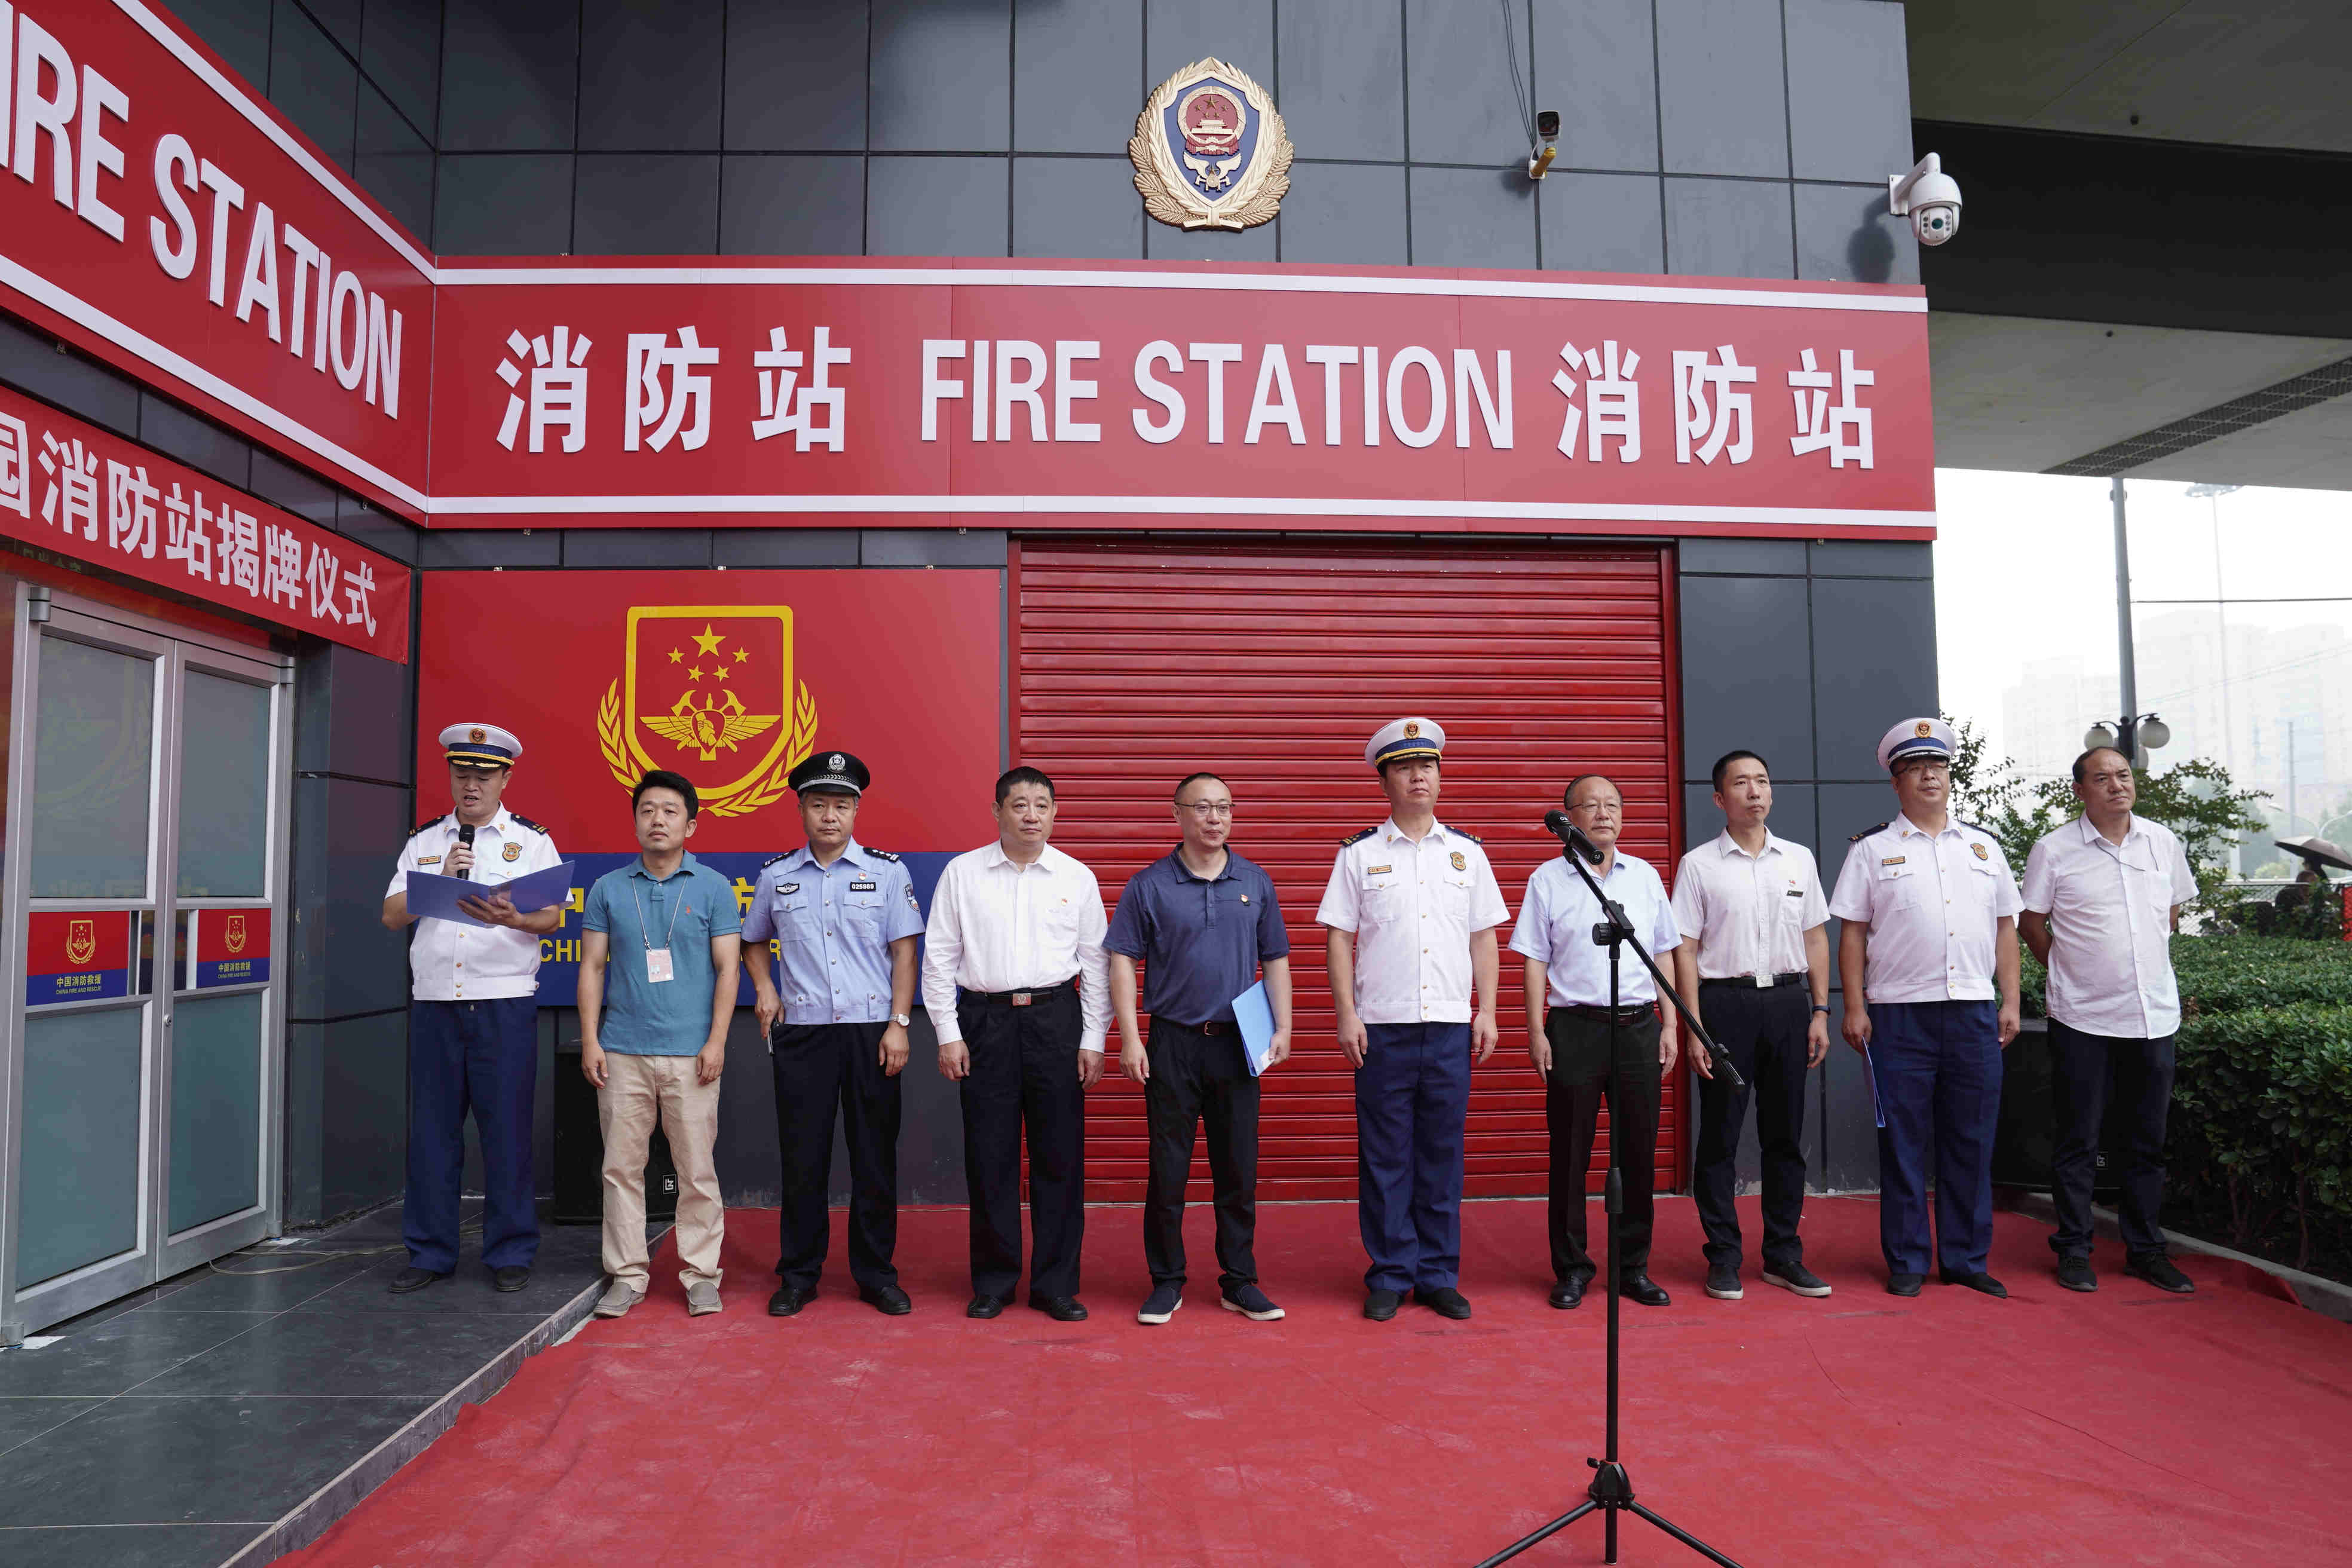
593, 1280, 644, 1318
685, 1280, 723, 1316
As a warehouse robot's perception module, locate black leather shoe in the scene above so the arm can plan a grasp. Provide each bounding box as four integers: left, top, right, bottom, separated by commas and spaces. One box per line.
388, 1266, 449, 1295
1548, 1275, 1588, 1310
1619, 1272, 1671, 1307
2126, 1253, 2194, 1294
860, 1283, 913, 1315
2056, 1256, 2097, 1293
1940, 1268, 2008, 1298
966, 1293, 1007, 1319
491, 1266, 529, 1293
1886, 1272, 1924, 1297
1413, 1286, 1472, 1320
1363, 1287, 1402, 1321
1028, 1294, 1088, 1322
768, 1284, 815, 1317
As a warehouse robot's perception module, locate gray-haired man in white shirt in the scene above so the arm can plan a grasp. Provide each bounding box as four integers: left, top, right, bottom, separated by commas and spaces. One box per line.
921, 765, 1111, 1322
2019, 746, 2198, 1297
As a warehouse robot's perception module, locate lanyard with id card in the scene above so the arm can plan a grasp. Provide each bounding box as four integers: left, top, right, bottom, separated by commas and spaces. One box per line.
631, 878, 687, 984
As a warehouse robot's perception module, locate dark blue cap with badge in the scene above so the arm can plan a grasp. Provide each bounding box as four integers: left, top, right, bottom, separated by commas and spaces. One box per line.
789, 750, 869, 797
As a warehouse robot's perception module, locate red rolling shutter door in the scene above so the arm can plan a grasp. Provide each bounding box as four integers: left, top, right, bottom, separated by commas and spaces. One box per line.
1012, 538, 1682, 1202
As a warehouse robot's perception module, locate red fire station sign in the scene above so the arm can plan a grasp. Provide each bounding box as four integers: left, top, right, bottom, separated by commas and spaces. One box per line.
26, 909, 135, 1005
427, 259, 1934, 538
0, 384, 411, 661
0, 1, 433, 519
189, 906, 270, 988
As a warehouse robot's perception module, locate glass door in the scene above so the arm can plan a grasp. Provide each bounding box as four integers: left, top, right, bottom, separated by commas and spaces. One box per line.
0, 589, 290, 1336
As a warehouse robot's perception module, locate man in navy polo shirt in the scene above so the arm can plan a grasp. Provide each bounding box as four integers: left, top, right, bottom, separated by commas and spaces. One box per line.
1108, 771, 1294, 1326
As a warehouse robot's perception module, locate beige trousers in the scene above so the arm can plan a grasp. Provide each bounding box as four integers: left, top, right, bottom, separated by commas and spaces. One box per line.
598, 1051, 725, 1290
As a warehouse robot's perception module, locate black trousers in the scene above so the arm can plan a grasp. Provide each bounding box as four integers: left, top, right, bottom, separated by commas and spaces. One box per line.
957, 985, 1086, 1299
2048, 1018, 2176, 1260
1143, 1021, 1261, 1292
770, 1020, 900, 1292
1547, 1007, 1662, 1282
1692, 984, 1812, 1271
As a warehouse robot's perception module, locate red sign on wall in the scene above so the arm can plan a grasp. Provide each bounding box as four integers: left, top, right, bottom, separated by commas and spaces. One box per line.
189, 906, 270, 988
26, 909, 134, 1005
414, 570, 1002, 854
425, 259, 1934, 538
0, 384, 411, 661
0, 1, 433, 518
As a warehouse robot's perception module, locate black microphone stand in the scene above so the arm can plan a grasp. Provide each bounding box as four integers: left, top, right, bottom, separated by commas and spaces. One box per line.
1472, 831, 1745, 1568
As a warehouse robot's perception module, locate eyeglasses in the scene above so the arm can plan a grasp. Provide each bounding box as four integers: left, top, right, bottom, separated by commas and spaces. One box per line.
1565, 801, 1620, 816
1178, 801, 1233, 817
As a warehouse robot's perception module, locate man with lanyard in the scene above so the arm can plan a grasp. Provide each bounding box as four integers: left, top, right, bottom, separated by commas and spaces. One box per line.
381, 723, 564, 1295
1318, 718, 1509, 1323
579, 770, 743, 1319
2020, 746, 2198, 1296
742, 751, 925, 1317
1511, 773, 1685, 1310
1830, 718, 2023, 1299
921, 766, 1112, 1322
1108, 770, 1294, 1326
1670, 750, 1835, 1303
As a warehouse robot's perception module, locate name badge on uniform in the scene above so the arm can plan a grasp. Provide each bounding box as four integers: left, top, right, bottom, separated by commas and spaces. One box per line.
779, 883, 800, 895
645, 948, 675, 984
418, 854, 442, 865
1367, 865, 1392, 876
850, 880, 877, 892
1879, 856, 1907, 867
1785, 886, 1804, 898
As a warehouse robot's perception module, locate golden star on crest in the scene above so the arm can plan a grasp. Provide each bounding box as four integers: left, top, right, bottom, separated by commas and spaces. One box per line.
733, 648, 748, 663
667, 647, 682, 663
687, 666, 704, 682
693, 624, 726, 658
712, 666, 730, 682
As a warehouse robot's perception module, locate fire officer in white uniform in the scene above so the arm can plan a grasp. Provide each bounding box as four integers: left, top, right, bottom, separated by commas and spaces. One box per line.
1830, 718, 2022, 1300
381, 724, 566, 1295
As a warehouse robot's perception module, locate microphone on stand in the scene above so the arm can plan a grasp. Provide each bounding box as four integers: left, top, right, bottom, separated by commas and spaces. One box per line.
1541, 810, 1606, 866
454, 822, 476, 880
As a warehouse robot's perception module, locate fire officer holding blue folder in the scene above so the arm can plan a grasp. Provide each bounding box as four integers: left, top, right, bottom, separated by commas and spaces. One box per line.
1107, 771, 1294, 1327
381, 723, 566, 1296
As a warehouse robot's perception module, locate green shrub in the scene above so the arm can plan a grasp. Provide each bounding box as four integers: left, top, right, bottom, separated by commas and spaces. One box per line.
2171, 1002, 2352, 1270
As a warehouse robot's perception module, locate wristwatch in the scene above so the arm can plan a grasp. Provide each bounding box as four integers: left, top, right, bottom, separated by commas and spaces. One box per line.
890, 1012, 912, 1028
1811, 1003, 1832, 1015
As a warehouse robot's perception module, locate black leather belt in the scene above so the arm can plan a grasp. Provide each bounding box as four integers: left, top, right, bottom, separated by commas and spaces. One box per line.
1699, 972, 1807, 990
1155, 1019, 1230, 1036
962, 978, 1076, 1007
1560, 1003, 1656, 1022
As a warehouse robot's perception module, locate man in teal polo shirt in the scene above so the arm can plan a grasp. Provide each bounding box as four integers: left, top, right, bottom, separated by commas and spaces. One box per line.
580, 770, 743, 1319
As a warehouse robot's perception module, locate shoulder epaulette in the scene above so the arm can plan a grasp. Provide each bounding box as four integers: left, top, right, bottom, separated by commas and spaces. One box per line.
507, 813, 549, 835
760, 852, 794, 871
1456, 830, 1483, 844
1958, 819, 1992, 837
1849, 822, 1888, 842
1341, 826, 1377, 846
412, 814, 446, 836
864, 847, 901, 862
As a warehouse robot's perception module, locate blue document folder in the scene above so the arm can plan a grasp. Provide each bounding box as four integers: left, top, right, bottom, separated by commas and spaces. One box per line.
1861, 1045, 1886, 1129
406, 861, 575, 929
1232, 980, 1276, 1077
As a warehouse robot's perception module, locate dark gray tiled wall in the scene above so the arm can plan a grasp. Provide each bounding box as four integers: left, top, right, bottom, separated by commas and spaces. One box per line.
1677, 537, 1934, 1196
167, 0, 1915, 281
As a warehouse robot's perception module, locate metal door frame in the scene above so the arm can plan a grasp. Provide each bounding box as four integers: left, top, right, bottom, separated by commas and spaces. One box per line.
0, 584, 292, 1340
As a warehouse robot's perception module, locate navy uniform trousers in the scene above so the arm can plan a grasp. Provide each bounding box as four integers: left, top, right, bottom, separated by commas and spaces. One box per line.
1356, 1021, 1471, 1293
1869, 999, 2002, 1276
405, 997, 540, 1273
770, 1021, 901, 1293
957, 984, 1087, 1300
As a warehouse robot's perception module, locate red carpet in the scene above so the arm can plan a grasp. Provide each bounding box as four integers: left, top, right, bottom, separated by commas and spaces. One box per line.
278, 1198, 2352, 1567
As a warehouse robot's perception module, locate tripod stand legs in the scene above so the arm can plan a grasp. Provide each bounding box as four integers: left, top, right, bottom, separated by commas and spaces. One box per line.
1470, 1460, 1745, 1568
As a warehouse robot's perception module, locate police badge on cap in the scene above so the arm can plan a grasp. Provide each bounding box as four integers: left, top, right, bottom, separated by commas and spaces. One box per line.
788, 751, 869, 797
1877, 716, 1955, 773
440, 722, 521, 770
1365, 716, 1446, 768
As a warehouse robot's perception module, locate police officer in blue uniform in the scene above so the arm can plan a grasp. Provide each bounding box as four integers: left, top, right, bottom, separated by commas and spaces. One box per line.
381, 724, 566, 1294
742, 751, 926, 1317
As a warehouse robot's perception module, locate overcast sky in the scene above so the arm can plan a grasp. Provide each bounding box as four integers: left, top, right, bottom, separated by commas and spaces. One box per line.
1934, 470, 2352, 789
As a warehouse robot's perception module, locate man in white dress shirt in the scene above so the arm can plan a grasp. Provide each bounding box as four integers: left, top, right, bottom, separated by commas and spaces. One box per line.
1513, 773, 1684, 1310
2020, 746, 2198, 1296
1830, 718, 2022, 1300
1319, 718, 1509, 1323
921, 766, 1111, 1322
1671, 750, 1834, 1303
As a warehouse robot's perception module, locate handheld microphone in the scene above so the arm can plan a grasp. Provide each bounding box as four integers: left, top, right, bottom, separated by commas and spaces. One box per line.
455, 822, 475, 881
1542, 810, 1605, 866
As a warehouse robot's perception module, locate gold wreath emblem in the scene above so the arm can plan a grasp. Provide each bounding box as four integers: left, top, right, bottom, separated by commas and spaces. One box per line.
1130, 57, 1291, 231
599, 679, 819, 819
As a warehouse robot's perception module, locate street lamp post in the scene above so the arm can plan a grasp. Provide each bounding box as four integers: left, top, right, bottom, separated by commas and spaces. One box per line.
2085, 479, 2174, 765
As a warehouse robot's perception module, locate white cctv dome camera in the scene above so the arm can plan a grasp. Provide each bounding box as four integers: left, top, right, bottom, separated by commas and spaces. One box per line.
1889, 153, 1962, 247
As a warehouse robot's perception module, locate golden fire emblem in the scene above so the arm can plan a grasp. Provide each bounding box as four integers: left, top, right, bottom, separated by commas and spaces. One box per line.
597, 606, 818, 819
66, 917, 96, 966
223, 914, 248, 954
1131, 58, 1291, 230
